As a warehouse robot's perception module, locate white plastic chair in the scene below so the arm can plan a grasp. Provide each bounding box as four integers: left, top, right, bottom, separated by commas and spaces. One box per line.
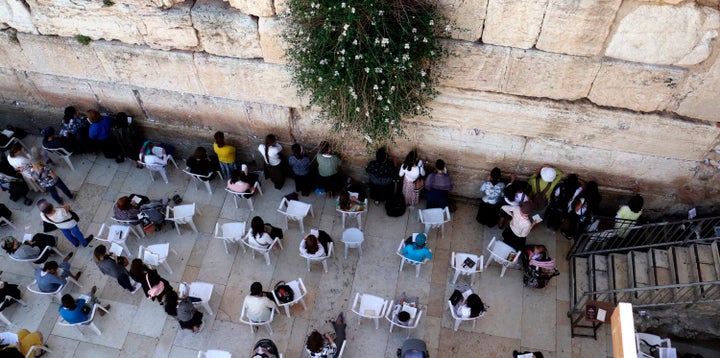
341, 227, 364, 259
277, 198, 314, 233
58, 303, 109, 335
0, 217, 17, 230
197, 350, 232, 358
0, 295, 27, 326
418, 207, 451, 239
214, 221, 245, 255
350, 292, 388, 329
139, 243, 178, 274
97, 224, 132, 258
396, 235, 431, 278
447, 300, 484, 331
271, 278, 308, 317
7, 234, 62, 267
239, 301, 276, 335
187, 282, 214, 316
385, 300, 422, 337
111, 216, 145, 239
450, 252, 484, 286
1, 136, 28, 152
26, 344, 53, 358
484, 236, 521, 277
42, 145, 75, 171
138, 157, 169, 184
301, 242, 333, 272
166, 203, 200, 235
0, 331, 52, 357
240, 236, 283, 266
636, 332, 673, 358
27, 277, 82, 302
184, 168, 223, 194
226, 181, 263, 211
336, 195, 367, 229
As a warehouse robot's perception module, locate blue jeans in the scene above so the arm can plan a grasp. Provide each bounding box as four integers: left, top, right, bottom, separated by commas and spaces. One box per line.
46, 178, 73, 205
219, 162, 236, 179
60, 225, 89, 247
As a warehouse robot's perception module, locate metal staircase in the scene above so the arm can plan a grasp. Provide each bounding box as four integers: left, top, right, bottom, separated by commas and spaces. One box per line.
567, 216, 720, 338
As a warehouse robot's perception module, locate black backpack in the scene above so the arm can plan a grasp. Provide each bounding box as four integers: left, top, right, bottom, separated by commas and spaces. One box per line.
274, 281, 294, 304
385, 179, 406, 217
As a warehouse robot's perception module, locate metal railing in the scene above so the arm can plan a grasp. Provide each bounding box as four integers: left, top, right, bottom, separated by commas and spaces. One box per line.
567, 216, 720, 258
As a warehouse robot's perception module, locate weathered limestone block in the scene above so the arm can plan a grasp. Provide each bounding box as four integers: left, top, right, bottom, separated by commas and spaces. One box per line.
0, 31, 30, 72
25, 72, 99, 109
536, 0, 621, 57
438, 0, 487, 41
16, 33, 109, 82
194, 53, 302, 108
676, 55, 720, 122
0, 0, 38, 34
258, 16, 288, 64
431, 87, 717, 160
588, 60, 686, 112
274, 0, 288, 15
225, 0, 274, 16
504, 48, 600, 101
605, 3, 720, 66
192, 0, 262, 58
482, 0, 548, 49
440, 41, 509, 93
0, 68, 46, 105
88, 81, 141, 115
92, 41, 204, 94
26, 0, 198, 50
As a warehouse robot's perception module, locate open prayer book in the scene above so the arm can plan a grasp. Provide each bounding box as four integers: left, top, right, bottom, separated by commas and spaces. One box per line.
109, 243, 124, 257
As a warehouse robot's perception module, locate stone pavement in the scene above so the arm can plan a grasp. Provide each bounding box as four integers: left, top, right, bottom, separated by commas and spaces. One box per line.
0, 135, 614, 357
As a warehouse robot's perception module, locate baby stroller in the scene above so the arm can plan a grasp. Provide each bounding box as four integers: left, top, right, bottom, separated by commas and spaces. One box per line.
523, 257, 560, 289
397, 338, 429, 358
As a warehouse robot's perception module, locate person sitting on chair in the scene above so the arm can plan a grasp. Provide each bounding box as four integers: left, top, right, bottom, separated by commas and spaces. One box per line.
401, 233, 432, 263
335, 190, 365, 212
113, 196, 141, 222
186, 147, 219, 181
455, 293, 486, 319
34, 257, 81, 293
0, 329, 47, 357
243, 282, 276, 323
227, 168, 254, 194
245, 216, 275, 249
1, 234, 57, 264
252, 339, 280, 358
300, 234, 326, 258
164, 290, 204, 334
305, 312, 346, 358
59, 286, 109, 324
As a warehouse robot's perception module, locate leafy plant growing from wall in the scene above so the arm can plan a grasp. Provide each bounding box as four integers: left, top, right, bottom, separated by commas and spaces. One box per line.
75, 35, 92, 45
284, 0, 450, 145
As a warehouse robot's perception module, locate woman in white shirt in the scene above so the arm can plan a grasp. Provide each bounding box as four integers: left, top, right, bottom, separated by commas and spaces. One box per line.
258, 134, 284, 190
456, 293, 486, 319
299, 234, 326, 258
398, 150, 425, 207
246, 216, 274, 249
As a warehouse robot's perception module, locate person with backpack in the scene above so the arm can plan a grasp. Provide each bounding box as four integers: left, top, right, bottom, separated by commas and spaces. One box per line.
243, 282, 276, 322
528, 165, 563, 213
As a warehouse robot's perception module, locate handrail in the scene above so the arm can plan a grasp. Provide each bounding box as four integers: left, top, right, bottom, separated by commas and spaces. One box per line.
567, 216, 720, 259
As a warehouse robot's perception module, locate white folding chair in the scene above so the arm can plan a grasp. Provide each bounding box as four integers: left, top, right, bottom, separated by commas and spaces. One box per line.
277, 198, 314, 233
139, 243, 178, 274
385, 300, 422, 337
418, 207, 451, 239
26, 344, 53, 358
0, 136, 28, 152
166, 203, 200, 235
636, 332, 673, 358
450, 252, 484, 286
27, 277, 82, 302
186, 282, 214, 316
396, 235, 431, 278
214, 221, 245, 255
184, 168, 222, 194
350, 292, 388, 329
197, 350, 232, 358
484, 236, 521, 277
271, 278, 308, 317
226, 181, 263, 211
7, 234, 62, 267
111, 217, 145, 239
0, 217, 17, 230
42, 145, 75, 171
301, 242, 333, 272
239, 302, 276, 335
97, 224, 132, 258
0, 295, 27, 326
150, 146, 179, 169
58, 303, 109, 335
138, 158, 169, 184
336, 195, 368, 229
240, 236, 283, 266
447, 300, 484, 331
0, 331, 52, 357
341, 227, 364, 259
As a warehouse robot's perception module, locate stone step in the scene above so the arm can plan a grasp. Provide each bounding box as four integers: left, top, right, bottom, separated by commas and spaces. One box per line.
610, 253, 631, 303
629, 250, 650, 289
693, 244, 718, 282
572, 256, 589, 307
670, 246, 695, 284
649, 249, 672, 287
591, 255, 609, 293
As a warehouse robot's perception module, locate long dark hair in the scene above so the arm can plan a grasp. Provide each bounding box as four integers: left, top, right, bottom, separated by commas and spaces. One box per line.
250, 216, 265, 238
306, 330, 324, 353
164, 290, 179, 316
467, 294, 485, 318
402, 150, 417, 170
264, 134, 276, 162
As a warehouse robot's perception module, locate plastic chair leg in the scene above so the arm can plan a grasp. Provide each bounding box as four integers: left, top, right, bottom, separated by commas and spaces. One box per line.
452, 270, 461, 284
202, 301, 213, 316
161, 260, 173, 274
0, 313, 11, 326
89, 322, 102, 335
453, 319, 461, 331
203, 180, 212, 194
322, 261, 328, 273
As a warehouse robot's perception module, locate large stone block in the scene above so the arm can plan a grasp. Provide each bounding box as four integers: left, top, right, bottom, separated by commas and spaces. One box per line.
194, 53, 302, 108
504, 48, 600, 100
136, 2, 198, 50
0, 31, 30, 72
482, 0, 548, 49
588, 60, 687, 112
88, 81, 141, 115
92, 40, 204, 94
605, 3, 720, 66
225, 0, 274, 16
440, 41, 509, 93
536, 0, 621, 57
0, 0, 38, 34
430, 87, 718, 161
0, 68, 46, 105
439, 0, 487, 41
258, 16, 287, 64
676, 55, 720, 122
16, 33, 109, 82
25, 72, 99, 109
192, 0, 262, 58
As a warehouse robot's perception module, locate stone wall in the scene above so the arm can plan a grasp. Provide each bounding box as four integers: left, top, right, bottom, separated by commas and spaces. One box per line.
2, 0, 720, 213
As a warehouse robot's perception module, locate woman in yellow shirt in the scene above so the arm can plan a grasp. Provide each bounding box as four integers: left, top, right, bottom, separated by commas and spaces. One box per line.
213, 131, 236, 179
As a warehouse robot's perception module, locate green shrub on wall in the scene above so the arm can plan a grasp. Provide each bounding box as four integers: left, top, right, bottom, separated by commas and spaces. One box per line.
283, 0, 450, 145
